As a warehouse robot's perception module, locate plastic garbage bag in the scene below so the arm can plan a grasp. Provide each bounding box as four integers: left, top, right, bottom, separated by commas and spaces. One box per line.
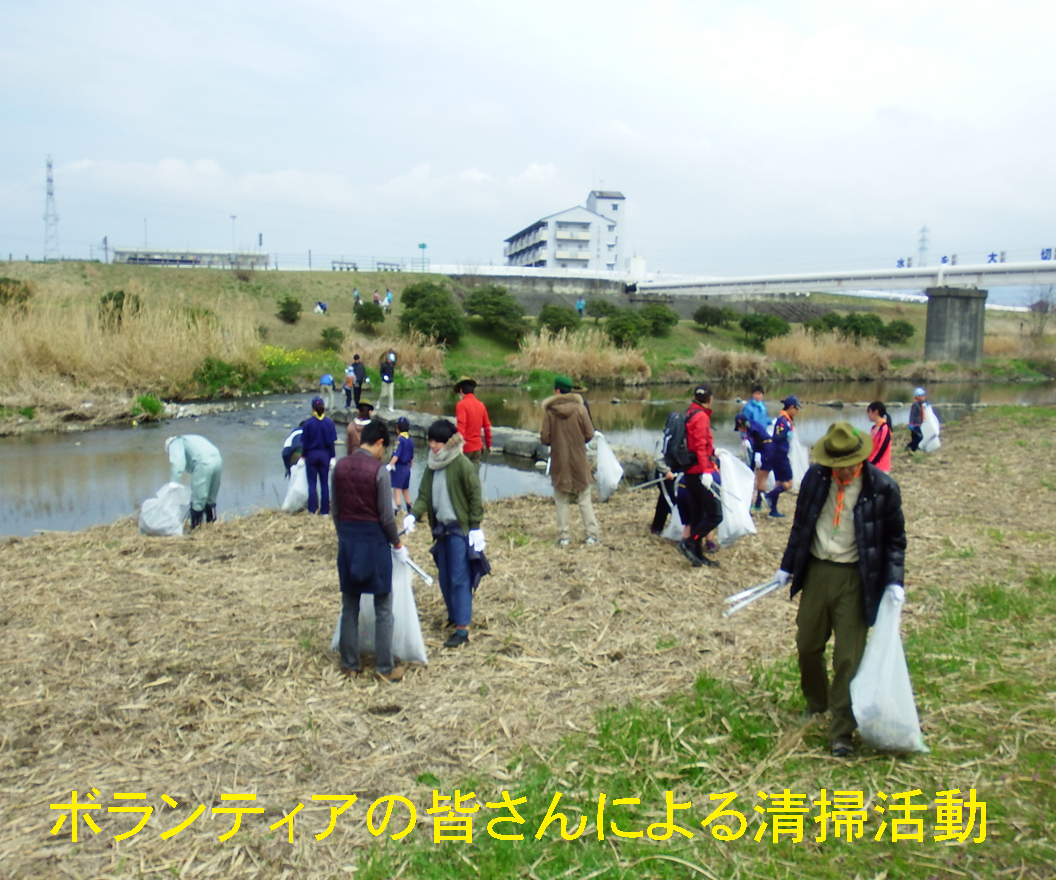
138, 482, 191, 537
715, 449, 757, 547
790, 431, 810, 490
921, 403, 941, 453
659, 481, 684, 541
850, 590, 929, 753
595, 432, 623, 502
330, 551, 429, 665
281, 460, 309, 511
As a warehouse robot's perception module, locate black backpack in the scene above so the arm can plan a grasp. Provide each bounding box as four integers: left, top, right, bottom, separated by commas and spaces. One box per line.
662, 409, 700, 471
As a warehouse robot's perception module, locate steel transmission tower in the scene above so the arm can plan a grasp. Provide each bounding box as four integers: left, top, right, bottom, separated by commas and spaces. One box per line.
43, 156, 59, 261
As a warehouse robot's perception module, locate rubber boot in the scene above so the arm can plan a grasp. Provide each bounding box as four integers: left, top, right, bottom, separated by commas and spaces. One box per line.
189, 508, 203, 530
696, 537, 719, 568
204, 504, 216, 523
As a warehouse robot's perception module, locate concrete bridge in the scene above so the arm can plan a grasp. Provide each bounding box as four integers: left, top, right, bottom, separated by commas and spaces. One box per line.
636, 259, 1056, 296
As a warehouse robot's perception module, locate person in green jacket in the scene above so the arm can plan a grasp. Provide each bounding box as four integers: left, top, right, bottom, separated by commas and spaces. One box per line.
165, 434, 222, 529
403, 419, 484, 648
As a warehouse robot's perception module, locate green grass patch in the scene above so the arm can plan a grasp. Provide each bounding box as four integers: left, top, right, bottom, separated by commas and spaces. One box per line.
0, 404, 35, 420
131, 393, 164, 418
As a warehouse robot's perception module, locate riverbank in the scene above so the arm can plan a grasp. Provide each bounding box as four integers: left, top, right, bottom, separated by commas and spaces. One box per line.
1, 407, 1053, 877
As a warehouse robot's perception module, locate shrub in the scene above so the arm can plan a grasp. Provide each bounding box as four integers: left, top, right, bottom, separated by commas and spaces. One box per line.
132, 393, 164, 418
193, 357, 254, 396
354, 302, 386, 333
877, 319, 916, 346
739, 313, 790, 348
586, 299, 619, 323
399, 287, 464, 345
693, 305, 726, 331
605, 308, 650, 347
99, 290, 141, 328
537, 304, 581, 334
842, 312, 885, 342
320, 325, 346, 350
639, 303, 680, 337
463, 285, 526, 341
0, 278, 33, 310
276, 295, 302, 325
400, 281, 449, 311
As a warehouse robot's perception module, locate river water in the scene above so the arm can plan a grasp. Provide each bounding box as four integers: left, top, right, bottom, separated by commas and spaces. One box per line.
2, 380, 1052, 537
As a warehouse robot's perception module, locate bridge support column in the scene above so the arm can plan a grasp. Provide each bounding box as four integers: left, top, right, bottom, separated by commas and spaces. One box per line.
924, 286, 988, 367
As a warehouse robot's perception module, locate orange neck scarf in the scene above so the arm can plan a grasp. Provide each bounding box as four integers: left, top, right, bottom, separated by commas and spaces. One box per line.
832, 464, 863, 535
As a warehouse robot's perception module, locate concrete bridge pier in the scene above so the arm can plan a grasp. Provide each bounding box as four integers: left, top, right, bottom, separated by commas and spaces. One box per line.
924, 286, 988, 367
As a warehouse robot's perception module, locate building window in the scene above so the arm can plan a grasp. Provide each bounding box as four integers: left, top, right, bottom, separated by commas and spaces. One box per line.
612, 204, 618, 211
607, 225, 615, 232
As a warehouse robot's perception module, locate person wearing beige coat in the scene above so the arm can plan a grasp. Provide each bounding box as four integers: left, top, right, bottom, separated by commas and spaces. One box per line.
540, 375, 599, 546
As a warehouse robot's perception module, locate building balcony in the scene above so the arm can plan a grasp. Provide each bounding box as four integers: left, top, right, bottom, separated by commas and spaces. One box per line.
554, 249, 590, 261
555, 230, 591, 241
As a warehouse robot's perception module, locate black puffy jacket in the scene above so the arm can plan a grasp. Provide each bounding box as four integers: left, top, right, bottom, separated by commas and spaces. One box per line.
780, 462, 906, 627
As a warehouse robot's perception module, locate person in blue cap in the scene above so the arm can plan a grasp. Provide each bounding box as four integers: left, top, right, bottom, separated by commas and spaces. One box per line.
765, 395, 800, 517
301, 396, 337, 515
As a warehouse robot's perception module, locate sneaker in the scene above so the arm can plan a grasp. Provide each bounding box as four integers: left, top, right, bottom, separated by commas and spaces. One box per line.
585, 536, 599, 546
768, 510, 786, 518
678, 539, 704, 567
375, 667, 405, 683
443, 631, 469, 648
830, 738, 854, 758
557, 538, 571, 547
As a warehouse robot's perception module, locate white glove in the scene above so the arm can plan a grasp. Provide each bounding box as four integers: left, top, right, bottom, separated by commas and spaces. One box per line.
386, 463, 395, 472
393, 545, 410, 565
166, 481, 183, 490
775, 569, 791, 587
701, 472, 713, 489
402, 513, 416, 534
468, 529, 486, 552
885, 584, 905, 604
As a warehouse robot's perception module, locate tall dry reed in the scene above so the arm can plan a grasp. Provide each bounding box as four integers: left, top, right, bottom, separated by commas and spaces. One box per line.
0, 298, 260, 397
765, 328, 889, 378
690, 345, 770, 380
507, 328, 651, 384
338, 328, 446, 376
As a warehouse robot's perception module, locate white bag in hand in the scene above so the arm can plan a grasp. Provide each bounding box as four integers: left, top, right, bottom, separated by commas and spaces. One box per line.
594, 433, 623, 502
281, 460, 309, 511
659, 481, 684, 542
139, 482, 191, 537
715, 449, 757, 547
330, 550, 428, 665
921, 403, 941, 453
850, 590, 929, 753
790, 430, 810, 490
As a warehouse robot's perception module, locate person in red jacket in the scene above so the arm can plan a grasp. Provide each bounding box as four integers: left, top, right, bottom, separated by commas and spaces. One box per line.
681, 385, 722, 568
455, 376, 492, 467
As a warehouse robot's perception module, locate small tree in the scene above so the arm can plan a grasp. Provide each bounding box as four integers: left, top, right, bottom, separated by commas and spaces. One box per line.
842, 312, 885, 342
320, 325, 346, 350
276, 294, 302, 325
464, 285, 526, 341
586, 299, 619, 323
740, 313, 790, 348
605, 308, 649, 347
639, 303, 680, 337
354, 301, 386, 333
537, 304, 581, 334
693, 304, 726, 331
399, 289, 464, 344
877, 319, 915, 346
401, 280, 449, 310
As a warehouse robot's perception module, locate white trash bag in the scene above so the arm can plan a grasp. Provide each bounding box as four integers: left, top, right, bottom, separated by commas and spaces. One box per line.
138, 482, 191, 537
281, 458, 336, 512
330, 551, 429, 665
790, 430, 811, 491
715, 449, 757, 547
850, 590, 929, 753
594, 432, 624, 502
659, 482, 684, 542
921, 403, 941, 453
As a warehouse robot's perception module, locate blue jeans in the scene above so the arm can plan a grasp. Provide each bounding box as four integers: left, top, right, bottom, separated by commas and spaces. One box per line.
305, 450, 330, 514
434, 532, 472, 627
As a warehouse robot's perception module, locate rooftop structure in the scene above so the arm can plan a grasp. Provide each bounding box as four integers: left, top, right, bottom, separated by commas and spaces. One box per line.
504, 190, 624, 271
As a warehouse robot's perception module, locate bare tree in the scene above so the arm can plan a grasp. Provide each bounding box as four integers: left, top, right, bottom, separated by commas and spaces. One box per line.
1025, 284, 1056, 337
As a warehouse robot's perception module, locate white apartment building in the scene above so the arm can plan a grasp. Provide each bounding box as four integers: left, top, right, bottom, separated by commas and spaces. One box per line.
504, 190, 624, 270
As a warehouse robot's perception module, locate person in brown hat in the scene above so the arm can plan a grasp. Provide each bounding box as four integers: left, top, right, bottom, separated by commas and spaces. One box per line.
774, 421, 907, 758
455, 376, 491, 467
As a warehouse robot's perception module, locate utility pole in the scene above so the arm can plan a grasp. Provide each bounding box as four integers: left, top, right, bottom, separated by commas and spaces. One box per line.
43, 156, 59, 260
144, 218, 148, 249
917, 224, 929, 268
102, 236, 109, 263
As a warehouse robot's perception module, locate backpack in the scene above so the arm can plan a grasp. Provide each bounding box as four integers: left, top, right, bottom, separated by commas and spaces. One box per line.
662, 409, 700, 471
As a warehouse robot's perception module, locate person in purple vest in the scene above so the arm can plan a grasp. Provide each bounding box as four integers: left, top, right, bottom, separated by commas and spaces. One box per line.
330, 419, 411, 683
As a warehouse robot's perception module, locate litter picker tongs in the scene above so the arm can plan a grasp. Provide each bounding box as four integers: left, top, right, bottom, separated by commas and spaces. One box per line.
396, 527, 435, 587
723, 577, 782, 617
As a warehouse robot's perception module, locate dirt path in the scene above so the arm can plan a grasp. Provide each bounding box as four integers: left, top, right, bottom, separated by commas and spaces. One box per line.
0, 410, 1052, 877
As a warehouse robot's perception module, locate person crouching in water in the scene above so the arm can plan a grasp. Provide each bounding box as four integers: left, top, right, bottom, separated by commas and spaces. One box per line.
331, 418, 410, 682
773, 421, 906, 758
765, 395, 800, 518
165, 434, 222, 529
387, 416, 414, 514
404, 419, 485, 649
867, 401, 893, 473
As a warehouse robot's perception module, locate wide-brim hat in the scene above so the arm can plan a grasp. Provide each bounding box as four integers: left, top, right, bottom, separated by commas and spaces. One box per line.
813, 421, 871, 468
455, 375, 477, 390
357, 401, 374, 411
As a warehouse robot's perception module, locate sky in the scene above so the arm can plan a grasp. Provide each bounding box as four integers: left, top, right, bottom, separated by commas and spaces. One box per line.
3, 0, 1056, 287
